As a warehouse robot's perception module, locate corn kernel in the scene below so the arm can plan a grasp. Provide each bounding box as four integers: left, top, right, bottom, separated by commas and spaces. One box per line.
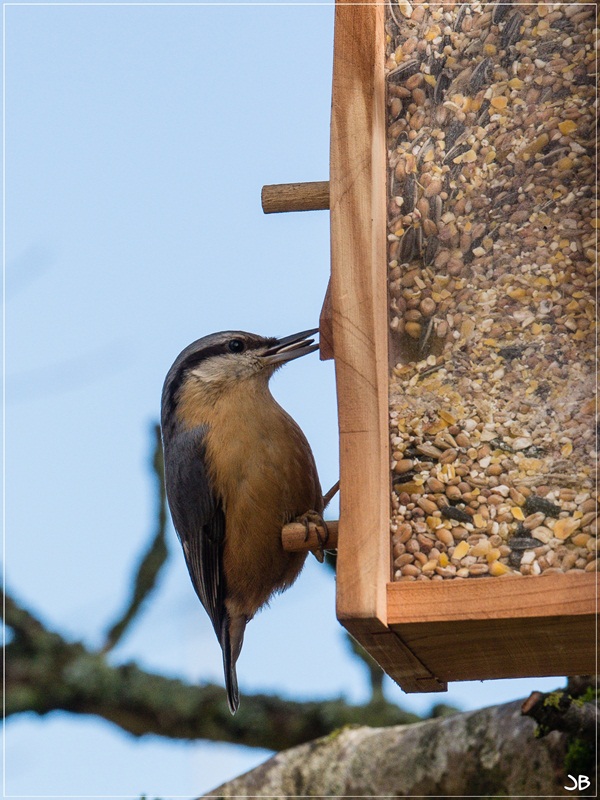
554, 516, 581, 540
558, 119, 577, 135
556, 157, 574, 171
451, 540, 470, 560
490, 95, 508, 109
439, 409, 456, 424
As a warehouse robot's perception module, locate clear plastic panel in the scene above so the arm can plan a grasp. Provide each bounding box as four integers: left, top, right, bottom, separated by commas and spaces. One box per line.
386, 1, 597, 580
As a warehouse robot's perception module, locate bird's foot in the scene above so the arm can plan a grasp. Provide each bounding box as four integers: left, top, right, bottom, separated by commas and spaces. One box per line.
296, 510, 330, 563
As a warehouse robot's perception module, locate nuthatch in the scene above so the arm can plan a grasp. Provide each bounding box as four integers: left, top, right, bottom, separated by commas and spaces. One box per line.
161, 328, 323, 714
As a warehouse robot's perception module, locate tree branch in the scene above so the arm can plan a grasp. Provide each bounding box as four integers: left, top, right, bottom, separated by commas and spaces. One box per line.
102, 424, 169, 651
521, 681, 598, 741
205, 699, 580, 798
3, 589, 419, 749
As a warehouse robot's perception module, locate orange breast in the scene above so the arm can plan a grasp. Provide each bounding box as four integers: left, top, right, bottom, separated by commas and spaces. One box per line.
179, 378, 322, 617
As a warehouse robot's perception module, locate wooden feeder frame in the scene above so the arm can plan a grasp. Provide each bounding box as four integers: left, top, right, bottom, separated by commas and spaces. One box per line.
328, 0, 596, 692
276, 0, 596, 693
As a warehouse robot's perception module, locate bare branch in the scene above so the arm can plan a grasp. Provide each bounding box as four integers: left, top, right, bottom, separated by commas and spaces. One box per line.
103, 424, 169, 651
3, 591, 52, 641
3, 589, 419, 748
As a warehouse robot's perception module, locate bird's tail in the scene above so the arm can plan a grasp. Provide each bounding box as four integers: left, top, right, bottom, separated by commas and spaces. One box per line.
221, 614, 246, 714
222, 636, 239, 715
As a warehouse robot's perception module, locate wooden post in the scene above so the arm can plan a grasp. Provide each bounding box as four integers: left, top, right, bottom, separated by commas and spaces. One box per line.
329, 0, 445, 692
330, 0, 389, 628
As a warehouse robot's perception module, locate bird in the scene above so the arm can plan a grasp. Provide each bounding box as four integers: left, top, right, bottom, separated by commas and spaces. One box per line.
160, 328, 323, 714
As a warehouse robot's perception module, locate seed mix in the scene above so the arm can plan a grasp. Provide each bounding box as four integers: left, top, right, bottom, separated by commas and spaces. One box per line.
386, 0, 598, 581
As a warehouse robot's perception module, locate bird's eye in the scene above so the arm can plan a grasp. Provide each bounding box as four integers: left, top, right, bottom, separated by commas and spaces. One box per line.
228, 338, 245, 354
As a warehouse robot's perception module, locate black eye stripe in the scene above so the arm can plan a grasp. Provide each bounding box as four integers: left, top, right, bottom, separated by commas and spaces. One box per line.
162, 344, 227, 413
163, 337, 264, 413
162, 333, 282, 424
181, 344, 230, 371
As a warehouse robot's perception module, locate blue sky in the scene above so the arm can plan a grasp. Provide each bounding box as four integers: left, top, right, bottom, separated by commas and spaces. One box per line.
4, 3, 559, 798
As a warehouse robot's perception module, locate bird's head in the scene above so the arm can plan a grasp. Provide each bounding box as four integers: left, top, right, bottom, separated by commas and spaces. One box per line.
161, 328, 319, 430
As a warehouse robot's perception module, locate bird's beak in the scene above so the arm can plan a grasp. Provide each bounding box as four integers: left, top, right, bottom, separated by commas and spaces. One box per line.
262, 328, 320, 365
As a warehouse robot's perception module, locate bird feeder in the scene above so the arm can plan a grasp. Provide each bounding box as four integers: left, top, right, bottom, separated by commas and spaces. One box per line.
271, 0, 597, 693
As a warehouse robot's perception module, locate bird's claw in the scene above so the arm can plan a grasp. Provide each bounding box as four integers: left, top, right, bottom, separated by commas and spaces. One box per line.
297, 511, 330, 563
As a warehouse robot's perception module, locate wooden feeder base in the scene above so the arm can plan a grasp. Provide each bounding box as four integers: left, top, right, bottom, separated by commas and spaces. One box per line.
342, 572, 596, 694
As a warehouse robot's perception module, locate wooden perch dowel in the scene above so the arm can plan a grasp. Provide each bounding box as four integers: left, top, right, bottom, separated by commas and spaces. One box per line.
282, 520, 339, 553
261, 181, 330, 214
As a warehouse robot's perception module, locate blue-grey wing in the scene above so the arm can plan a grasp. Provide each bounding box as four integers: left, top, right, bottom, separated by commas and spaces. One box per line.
163, 426, 226, 641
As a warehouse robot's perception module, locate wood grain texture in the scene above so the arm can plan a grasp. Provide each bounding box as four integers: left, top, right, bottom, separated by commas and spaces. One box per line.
282, 520, 338, 553
261, 181, 330, 214
344, 619, 447, 693
330, 0, 390, 627
327, 0, 596, 693
389, 616, 596, 681
319, 280, 334, 361
388, 574, 597, 683
387, 572, 596, 624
